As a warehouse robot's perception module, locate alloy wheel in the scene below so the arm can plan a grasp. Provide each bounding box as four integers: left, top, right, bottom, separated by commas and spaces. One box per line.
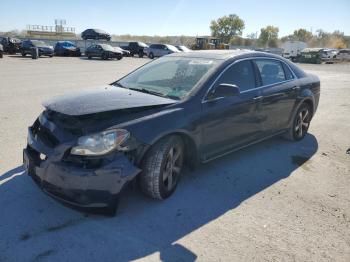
162, 145, 183, 191
294, 107, 310, 139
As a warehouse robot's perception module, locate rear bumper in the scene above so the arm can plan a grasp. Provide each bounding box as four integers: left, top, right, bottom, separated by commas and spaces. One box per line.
23, 119, 141, 209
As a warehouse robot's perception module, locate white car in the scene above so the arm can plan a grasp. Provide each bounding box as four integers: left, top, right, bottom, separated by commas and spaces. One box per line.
144, 44, 180, 59
336, 49, 350, 61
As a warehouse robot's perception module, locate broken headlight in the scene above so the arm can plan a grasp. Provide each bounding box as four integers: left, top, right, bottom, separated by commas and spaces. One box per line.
71, 129, 129, 156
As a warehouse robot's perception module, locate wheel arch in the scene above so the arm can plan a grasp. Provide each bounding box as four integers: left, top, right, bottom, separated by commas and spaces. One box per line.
137, 131, 200, 170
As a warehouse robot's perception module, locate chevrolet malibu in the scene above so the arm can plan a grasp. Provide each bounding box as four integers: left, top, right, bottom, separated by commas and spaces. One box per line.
23, 50, 320, 214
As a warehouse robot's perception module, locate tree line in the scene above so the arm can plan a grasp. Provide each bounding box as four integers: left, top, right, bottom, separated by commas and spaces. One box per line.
210, 14, 349, 49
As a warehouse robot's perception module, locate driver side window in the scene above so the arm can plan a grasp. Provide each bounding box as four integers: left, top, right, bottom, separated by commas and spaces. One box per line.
217, 60, 256, 92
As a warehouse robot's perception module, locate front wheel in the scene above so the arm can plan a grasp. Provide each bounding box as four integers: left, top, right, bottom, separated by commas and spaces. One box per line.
140, 136, 184, 200
116, 54, 122, 60
138, 50, 144, 58
284, 103, 312, 141
149, 52, 154, 59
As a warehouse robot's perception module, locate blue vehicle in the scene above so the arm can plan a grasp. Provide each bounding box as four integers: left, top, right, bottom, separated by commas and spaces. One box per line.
54, 41, 81, 56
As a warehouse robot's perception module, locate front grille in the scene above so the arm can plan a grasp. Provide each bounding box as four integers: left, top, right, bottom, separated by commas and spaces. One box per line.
31, 119, 59, 148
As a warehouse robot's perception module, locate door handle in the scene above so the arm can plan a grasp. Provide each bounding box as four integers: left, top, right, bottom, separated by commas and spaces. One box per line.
253, 96, 263, 101
291, 86, 300, 91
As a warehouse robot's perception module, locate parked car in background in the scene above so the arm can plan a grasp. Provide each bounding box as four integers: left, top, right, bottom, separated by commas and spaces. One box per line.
336, 49, 350, 61
0, 44, 3, 58
114, 46, 130, 57
120, 42, 148, 57
144, 44, 180, 59
175, 45, 191, 52
23, 50, 320, 215
321, 49, 338, 61
85, 44, 123, 60
0, 37, 22, 54
20, 40, 54, 57
282, 41, 308, 61
54, 41, 81, 56
81, 29, 111, 41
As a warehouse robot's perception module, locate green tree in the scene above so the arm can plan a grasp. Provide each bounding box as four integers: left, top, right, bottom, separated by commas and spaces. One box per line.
258, 26, 279, 47
210, 14, 245, 43
293, 28, 313, 42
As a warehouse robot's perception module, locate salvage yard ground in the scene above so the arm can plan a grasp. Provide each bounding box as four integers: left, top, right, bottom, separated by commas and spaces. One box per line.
0, 55, 349, 262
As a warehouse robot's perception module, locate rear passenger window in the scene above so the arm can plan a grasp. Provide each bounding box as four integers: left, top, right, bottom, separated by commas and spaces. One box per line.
282, 62, 294, 80
255, 60, 286, 85
217, 60, 256, 92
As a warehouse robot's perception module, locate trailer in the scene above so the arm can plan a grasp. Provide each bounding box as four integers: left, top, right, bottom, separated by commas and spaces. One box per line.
282, 41, 308, 61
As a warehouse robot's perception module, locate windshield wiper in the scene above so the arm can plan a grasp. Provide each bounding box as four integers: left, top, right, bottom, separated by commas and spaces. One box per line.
128, 87, 168, 98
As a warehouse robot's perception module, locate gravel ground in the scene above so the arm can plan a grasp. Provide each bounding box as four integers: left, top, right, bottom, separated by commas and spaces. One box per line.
0, 55, 349, 262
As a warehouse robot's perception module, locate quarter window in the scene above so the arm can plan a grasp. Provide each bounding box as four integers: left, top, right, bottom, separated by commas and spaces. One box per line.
255, 59, 286, 85
282, 62, 294, 80
216, 60, 256, 92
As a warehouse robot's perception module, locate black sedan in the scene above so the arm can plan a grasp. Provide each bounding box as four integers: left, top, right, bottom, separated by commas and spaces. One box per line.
54, 41, 81, 56
23, 50, 320, 214
0, 37, 22, 54
85, 44, 123, 60
81, 29, 111, 41
21, 40, 54, 57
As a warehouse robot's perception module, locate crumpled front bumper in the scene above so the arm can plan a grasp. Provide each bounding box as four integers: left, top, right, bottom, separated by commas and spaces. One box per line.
23, 116, 141, 209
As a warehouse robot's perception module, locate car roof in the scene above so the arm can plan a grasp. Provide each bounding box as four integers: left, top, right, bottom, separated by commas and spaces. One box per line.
167, 49, 279, 60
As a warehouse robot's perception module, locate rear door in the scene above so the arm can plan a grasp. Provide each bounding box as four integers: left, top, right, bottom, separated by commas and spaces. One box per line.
254, 59, 298, 134
201, 59, 263, 160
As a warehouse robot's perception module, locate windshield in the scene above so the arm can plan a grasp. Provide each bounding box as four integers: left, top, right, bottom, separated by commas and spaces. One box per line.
178, 46, 191, 52
166, 45, 179, 52
100, 44, 114, 51
32, 41, 46, 47
94, 29, 107, 34
139, 42, 148, 47
115, 57, 218, 100
61, 42, 75, 47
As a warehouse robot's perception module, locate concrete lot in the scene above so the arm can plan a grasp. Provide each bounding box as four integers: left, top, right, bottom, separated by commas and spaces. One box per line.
0, 55, 349, 262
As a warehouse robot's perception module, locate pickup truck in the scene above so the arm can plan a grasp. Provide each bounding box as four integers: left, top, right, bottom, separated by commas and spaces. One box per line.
120, 42, 148, 57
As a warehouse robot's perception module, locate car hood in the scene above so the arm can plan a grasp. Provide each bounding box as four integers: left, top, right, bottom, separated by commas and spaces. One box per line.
43, 85, 177, 116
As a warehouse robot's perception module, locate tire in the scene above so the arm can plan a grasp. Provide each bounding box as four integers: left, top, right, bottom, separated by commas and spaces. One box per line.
149, 52, 154, 59
284, 103, 312, 141
117, 54, 122, 60
138, 50, 144, 58
140, 136, 184, 200
87, 55, 92, 59
21, 51, 26, 57
0, 52, 3, 58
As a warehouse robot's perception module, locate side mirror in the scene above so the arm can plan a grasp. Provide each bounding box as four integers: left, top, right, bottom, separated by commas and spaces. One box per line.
208, 83, 240, 100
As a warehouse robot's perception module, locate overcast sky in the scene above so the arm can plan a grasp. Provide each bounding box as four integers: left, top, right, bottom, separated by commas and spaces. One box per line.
1, 0, 349, 37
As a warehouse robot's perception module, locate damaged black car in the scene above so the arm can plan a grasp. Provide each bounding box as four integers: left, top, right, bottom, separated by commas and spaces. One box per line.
23, 50, 320, 215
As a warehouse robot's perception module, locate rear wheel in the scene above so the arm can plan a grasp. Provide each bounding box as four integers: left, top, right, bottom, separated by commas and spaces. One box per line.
140, 136, 184, 200
87, 55, 92, 59
284, 103, 312, 141
116, 54, 123, 60
21, 51, 26, 57
138, 50, 144, 58
149, 52, 154, 59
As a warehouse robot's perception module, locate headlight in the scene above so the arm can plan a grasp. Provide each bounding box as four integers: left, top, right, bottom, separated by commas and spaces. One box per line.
71, 129, 129, 156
